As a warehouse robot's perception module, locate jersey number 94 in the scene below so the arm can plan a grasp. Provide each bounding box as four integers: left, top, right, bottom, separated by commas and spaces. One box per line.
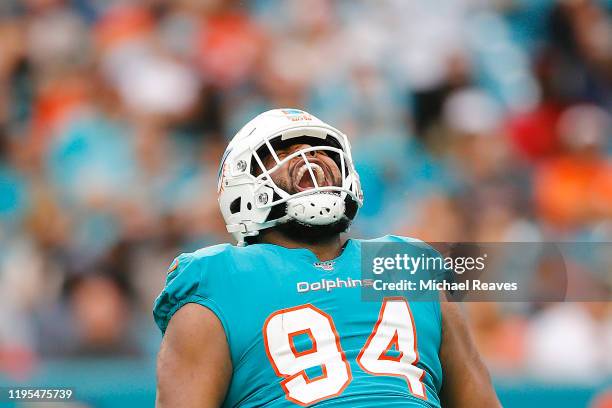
263, 298, 427, 406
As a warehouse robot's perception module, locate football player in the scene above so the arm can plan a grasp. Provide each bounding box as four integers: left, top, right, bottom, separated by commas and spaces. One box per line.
154, 109, 501, 407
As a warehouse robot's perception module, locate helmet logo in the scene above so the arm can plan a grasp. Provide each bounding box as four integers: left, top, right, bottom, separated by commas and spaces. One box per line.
281, 109, 312, 122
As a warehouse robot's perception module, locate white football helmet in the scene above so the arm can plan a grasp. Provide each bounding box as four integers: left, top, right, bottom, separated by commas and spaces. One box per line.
218, 109, 363, 245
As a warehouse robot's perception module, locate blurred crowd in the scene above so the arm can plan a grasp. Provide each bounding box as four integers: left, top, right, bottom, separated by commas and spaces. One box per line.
0, 0, 611, 385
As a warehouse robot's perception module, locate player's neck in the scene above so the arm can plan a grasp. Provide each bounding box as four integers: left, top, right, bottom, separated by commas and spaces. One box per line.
259, 230, 344, 262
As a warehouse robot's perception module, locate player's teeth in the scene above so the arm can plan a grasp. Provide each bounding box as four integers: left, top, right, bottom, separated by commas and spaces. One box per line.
296, 163, 325, 187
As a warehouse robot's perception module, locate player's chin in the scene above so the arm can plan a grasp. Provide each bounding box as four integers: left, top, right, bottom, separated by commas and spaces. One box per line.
275, 217, 350, 244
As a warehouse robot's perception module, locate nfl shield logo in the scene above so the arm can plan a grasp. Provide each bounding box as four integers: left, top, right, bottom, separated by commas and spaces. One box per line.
314, 260, 335, 271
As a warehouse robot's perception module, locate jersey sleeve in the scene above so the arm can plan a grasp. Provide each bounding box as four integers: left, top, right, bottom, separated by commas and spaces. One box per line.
153, 252, 229, 338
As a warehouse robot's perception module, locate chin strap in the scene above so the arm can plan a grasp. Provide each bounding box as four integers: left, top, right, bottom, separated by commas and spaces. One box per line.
227, 214, 292, 243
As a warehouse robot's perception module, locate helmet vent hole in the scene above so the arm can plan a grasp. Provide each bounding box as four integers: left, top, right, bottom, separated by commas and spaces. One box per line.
230, 198, 241, 214
310, 216, 315, 219
310, 203, 315, 207
247, 202, 252, 210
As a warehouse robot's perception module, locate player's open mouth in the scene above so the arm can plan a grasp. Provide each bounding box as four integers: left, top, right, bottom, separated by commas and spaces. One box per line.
294, 163, 327, 191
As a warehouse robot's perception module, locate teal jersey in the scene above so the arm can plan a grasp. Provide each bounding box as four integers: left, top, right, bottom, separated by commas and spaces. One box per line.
154, 235, 443, 407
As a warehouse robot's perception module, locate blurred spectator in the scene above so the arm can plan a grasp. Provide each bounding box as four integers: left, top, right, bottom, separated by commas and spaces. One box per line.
67, 273, 139, 357
465, 302, 528, 375
412, 53, 473, 149
35, 271, 141, 357
525, 303, 612, 383
547, 0, 612, 108
534, 104, 612, 231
